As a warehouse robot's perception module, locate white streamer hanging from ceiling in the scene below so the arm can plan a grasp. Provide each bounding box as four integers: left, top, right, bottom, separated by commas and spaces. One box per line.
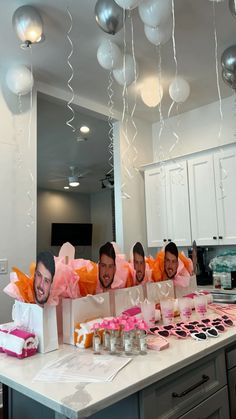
212, 0, 223, 142
167, 0, 180, 158
212, 0, 227, 199
121, 10, 131, 199
155, 45, 165, 164
106, 43, 115, 177
129, 12, 138, 174
26, 49, 35, 228
66, 7, 75, 133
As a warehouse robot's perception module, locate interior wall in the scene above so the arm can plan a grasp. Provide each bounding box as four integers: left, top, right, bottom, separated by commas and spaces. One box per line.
90, 188, 113, 262
152, 96, 235, 160
0, 87, 36, 323
37, 188, 92, 259
113, 116, 153, 256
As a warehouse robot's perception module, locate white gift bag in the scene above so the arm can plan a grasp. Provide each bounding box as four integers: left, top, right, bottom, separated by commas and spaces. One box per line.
113, 285, 144, 316
62, 293, 111, 345
146, 280, 175, 303
175, 275, 197, 298
12, 301, 58, 354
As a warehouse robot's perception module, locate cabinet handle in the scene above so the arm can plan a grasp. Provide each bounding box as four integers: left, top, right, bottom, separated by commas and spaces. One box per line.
219, 236, 223, 239
163, 239, 167, 242
213, 236, 217, 240
172, 374, 209, 398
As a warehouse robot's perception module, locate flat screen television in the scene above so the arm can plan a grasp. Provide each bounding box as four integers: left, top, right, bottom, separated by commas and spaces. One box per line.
51, 223, 92, 246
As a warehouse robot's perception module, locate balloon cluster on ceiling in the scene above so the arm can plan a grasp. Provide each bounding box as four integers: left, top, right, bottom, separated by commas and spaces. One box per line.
95, 0, 190, 107
5, 5, 44, 96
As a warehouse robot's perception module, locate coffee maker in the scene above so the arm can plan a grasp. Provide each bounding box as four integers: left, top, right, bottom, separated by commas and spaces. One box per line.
188, 246, 212, 285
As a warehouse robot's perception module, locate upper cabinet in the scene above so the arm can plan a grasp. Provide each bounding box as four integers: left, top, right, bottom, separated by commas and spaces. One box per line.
144, 160, 192, 247
188, 153, 219, 246
188, 146, 236, 245
214, 148, 236, 244
144, 144, 236, 247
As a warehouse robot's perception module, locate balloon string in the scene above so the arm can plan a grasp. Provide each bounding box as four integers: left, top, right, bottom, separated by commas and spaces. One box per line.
156, 45, 165, 164
212, 0, 223, 142
66, 7, 75, 132
130, 13, 138, 173
121, 9, 131, 199
107, 56, 114, 177
26, 46, 35, 228
171, 0, 178, 78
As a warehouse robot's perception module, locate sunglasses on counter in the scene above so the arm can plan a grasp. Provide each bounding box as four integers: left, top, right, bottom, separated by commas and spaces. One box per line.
211, 322, 225, 332
190, 330, 207, 341
149, 327, 170, 338
170, 328, 188, 339
201, 327, 219, 337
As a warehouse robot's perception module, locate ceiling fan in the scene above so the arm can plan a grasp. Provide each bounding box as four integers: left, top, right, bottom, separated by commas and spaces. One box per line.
49, 166, 89, 187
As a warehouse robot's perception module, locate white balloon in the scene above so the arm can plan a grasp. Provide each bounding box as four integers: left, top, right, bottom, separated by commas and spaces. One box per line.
6, 65, 34, 95
113, 54, 138, 86
139, 0, 171, 27
144, 20, 172, 46
114, 0, 143, 10
97, 40, 122, 70
140, 76, 163, 107
169, 77, 190, 103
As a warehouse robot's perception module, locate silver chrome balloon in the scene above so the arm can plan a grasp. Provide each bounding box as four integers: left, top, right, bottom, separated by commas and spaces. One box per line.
12, 5, 43, 46
95, 0, 126, 35
221, 45, 236, 72
222, 69, 236, 90
229, 0, 236, 18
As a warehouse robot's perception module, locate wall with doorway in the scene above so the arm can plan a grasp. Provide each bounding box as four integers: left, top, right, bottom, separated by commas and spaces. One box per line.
37, 188, 91, 259
0, 88, 36, 323
114, 116, 153, 257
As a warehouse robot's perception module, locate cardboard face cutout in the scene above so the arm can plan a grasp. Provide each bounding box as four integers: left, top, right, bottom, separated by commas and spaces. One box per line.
164, 251, 178, 279
33, 251, 55, 306
133, 242, 146, 283
99, 254, 116, 289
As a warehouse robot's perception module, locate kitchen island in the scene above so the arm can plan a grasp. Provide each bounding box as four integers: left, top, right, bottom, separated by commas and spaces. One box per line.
1, 320, 236, 419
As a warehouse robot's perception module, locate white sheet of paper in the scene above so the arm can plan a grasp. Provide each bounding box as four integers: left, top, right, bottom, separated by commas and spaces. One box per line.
33, 352, 132, 383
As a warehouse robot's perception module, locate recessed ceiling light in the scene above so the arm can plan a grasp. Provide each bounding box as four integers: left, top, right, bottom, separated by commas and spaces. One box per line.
64, 186, 69, 190
80, 125, 90, 134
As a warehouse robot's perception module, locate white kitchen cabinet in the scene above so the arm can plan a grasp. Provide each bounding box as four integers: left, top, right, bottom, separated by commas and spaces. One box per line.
188, 145, 236, 245
214, 147, 236, 244
144, 161, 191, 247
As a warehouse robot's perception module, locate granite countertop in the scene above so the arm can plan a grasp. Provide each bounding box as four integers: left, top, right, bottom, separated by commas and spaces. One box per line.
1, 315, 236, 419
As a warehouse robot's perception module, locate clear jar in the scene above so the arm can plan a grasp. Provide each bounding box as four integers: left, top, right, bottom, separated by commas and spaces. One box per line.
220, 272, 232, 290
213, 272, 221, 289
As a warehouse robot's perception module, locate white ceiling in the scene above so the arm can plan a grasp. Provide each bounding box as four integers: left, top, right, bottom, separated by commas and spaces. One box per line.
2, 0, 236, 192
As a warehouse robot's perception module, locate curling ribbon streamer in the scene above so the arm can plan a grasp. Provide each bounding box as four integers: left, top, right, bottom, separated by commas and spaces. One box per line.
167, 0, 180, 160
156, 45, 166, 163
26, 50, 35, 228
212, 0, 227, 200
66, 7, 75, 132
129, 13, 138, 174
106, 41, 115, 177
212, 0, 223, 141
120, 10, 132, 199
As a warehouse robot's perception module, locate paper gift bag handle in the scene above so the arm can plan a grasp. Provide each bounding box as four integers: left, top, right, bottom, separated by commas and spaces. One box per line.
128, 287, 141, 306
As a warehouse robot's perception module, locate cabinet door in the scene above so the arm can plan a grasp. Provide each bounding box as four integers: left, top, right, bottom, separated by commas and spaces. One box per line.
166, 161, 192, 247
144, 167, 167, 247
179, 386, 229, 419
188, 154, 219, 245
214, 147, 236, 244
